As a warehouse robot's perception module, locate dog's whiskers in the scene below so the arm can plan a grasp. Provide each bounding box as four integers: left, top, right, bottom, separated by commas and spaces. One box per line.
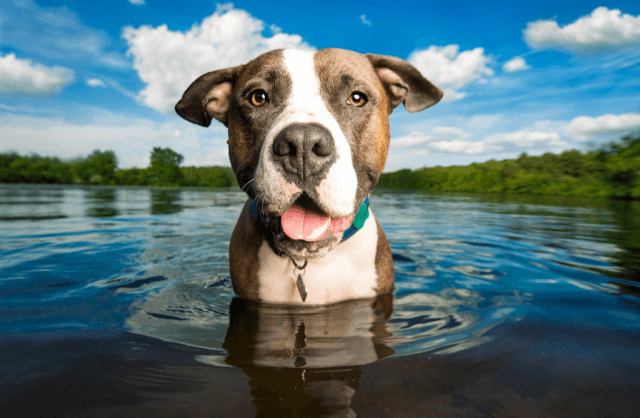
242, 178, 256, 193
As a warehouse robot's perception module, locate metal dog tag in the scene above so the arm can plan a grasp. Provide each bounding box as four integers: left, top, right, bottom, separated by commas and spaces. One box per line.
296, 274, 308, 302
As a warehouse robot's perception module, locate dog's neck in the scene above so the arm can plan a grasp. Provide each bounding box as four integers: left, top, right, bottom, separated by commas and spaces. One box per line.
250, 197, 370, 257
340, 197, 370, 242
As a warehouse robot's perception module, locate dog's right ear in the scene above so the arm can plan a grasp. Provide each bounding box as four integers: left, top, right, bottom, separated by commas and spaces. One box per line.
175, 65, 244, 127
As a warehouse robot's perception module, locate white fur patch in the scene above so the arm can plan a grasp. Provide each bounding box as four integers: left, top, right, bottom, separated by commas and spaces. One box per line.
254, 49, 358, 217
257, 209, 379, 305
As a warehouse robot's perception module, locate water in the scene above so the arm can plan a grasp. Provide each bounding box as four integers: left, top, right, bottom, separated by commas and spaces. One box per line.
1, 184, 639, 417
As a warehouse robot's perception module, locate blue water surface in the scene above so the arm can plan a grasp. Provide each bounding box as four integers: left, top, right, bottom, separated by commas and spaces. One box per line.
1, 184, 639, 417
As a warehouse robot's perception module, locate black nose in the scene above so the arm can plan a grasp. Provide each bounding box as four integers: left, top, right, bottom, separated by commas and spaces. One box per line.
272, 123, 336, 182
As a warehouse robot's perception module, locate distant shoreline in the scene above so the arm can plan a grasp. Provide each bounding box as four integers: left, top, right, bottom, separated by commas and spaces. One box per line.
3, 134, 639, 200
377, 134, 640, 201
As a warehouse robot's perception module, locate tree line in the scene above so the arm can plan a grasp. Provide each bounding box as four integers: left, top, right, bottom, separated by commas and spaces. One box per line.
0, 147, 237, 188
378, 134, 640, 200
2, 134, 639, 199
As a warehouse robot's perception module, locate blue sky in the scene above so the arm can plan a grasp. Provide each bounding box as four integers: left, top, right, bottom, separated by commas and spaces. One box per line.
1, 0, 639, 170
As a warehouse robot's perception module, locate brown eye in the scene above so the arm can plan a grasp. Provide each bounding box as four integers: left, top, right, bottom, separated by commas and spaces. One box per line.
250, 89, 268, 106
348, 91, 367, 107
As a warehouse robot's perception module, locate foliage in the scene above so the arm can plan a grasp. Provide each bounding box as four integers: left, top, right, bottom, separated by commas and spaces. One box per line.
378, 133, 640, 200
1, 147, 237, 189
5, 134, 638, 198
182, 166, 238, 188
148, 147, 185, 186
0, 152, 74, 184
115, 167, 149, 186
72, 149, 118, 185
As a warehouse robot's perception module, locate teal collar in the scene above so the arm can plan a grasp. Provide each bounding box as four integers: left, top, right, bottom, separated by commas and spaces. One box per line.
338, 197, 369, 242
250, 196, 369, 244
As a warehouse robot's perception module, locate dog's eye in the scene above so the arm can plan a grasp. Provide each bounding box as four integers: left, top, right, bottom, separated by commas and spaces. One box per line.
250, 90, 268, 106
348, 92, 367, 107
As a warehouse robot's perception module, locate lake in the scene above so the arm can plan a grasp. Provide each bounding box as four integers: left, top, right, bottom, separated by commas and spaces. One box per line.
1, 184, 639, 417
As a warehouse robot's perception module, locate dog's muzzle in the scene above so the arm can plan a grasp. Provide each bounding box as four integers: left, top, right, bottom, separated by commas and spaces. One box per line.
271, 123, 337, 186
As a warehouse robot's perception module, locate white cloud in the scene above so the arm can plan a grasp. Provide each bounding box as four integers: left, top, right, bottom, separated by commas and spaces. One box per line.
0, 104, 16, 112
123, 4, 312, 114
524, 7, 640, 53
408, 45, 494, 102
0, 0, 127, 68
86, 78, 106, 88
360, 14, 372, 26
391, 125, 573, 156
429, 140, 489, 154
484, 130, 561, 144
392, 127, 487, 154
0, 53, 74, 96
502, 57, 531, 73
129, 0, 145, 5
392, 132, 433, 147
183, 147, 230, 167
432, 126, 471, 138
392, 127, 471, 148
565, 112, 640, 140
0, 113, 230, 168
482, 130, 569, 153
440, 89, 468, 101
423, 129, 571, 156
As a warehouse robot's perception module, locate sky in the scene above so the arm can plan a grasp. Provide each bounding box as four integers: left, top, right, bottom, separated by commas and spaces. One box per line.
1, 0, 640, 171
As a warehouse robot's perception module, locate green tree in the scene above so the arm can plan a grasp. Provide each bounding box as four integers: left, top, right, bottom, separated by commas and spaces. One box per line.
377, 133, 640, 199
517, 152, 532, 170
72, 149, 117, 184
181, 166, 237, 187
71, 157, 91, 184
89, 149, 117, 184
149, 147, 184, 186
0, 153, 73, 184
115, 167, 150, 186
559, 150, 583, 177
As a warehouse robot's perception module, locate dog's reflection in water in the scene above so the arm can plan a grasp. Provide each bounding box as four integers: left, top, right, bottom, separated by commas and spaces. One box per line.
223, 295, 394, 417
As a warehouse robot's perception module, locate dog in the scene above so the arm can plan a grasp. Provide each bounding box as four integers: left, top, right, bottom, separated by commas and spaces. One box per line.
176, 48, 442, 305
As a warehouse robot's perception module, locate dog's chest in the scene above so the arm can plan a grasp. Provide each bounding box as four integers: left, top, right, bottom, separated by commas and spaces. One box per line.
255, 211, 380, 305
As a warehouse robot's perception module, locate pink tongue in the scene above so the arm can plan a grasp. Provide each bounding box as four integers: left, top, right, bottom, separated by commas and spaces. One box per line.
281, 204, 353, 242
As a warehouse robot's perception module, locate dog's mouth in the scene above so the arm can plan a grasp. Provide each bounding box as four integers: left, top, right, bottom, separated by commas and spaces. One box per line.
280, 194, 355, 242
256, 193, 356, 259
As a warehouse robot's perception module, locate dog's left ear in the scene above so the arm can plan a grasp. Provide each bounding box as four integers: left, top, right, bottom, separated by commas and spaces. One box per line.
175, 64, 244, 127
366, 54, 443, 114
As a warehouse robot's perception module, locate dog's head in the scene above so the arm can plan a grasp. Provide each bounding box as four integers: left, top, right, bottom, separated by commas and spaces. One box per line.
176, 48, 442, 259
